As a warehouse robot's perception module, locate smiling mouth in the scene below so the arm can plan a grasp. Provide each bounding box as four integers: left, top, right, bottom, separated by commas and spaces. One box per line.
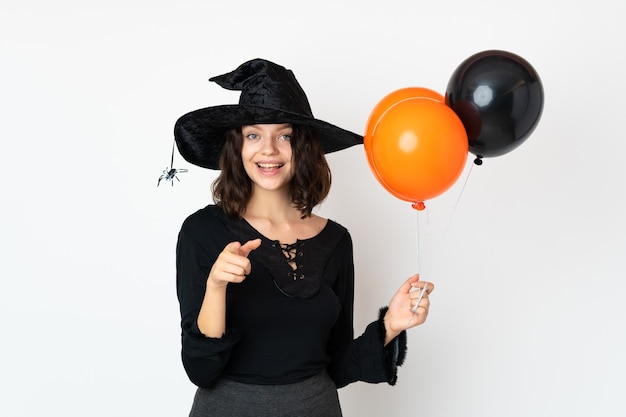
256, 163, 284, 170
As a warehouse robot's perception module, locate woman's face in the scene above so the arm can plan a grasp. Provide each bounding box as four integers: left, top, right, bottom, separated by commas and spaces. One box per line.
241, 123, 294, 193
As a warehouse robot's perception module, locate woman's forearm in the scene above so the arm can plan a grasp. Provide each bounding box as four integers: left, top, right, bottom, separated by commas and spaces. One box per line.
197, 282, 227, 337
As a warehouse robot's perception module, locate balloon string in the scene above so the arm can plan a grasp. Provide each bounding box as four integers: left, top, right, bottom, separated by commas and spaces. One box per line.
427, 160, 474, 281
415, 209, 421, 275
414, 160, 474, 282
442, 161, 474, 241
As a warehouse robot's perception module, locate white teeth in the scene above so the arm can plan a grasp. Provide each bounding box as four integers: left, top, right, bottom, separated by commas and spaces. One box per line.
257, 163, 283, 168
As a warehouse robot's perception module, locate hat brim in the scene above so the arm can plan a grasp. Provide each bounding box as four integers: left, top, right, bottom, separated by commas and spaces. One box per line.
174, 105, 363, 169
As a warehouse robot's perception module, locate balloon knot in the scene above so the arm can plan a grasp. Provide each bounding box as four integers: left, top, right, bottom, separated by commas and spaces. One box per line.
474, 156, 483, 165
412, 202, 426, 211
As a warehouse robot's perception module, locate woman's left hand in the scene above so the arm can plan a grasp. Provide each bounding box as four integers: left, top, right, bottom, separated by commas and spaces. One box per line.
384, 274, 434, 345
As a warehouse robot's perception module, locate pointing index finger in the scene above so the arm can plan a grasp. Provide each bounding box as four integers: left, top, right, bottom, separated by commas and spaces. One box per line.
239, 238, 262, 257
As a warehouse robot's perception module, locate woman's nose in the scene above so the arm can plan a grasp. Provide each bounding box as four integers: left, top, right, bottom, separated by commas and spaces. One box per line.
260, 137, 278, 154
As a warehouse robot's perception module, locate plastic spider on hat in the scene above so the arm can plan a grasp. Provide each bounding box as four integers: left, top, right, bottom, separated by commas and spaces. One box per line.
158, 143, 188, 187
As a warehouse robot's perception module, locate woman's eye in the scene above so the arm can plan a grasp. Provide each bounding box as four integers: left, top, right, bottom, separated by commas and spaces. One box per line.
246, 133, 259, 140
278, 134, 291, 141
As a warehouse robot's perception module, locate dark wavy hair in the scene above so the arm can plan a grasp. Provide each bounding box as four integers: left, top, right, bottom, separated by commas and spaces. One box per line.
212, 125, 332, 219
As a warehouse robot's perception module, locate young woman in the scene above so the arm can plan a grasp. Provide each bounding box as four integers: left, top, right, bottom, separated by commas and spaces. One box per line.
174, 58, 434, 416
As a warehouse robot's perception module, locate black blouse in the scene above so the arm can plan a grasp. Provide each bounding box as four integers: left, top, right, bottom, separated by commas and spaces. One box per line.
176, 205, 406, 389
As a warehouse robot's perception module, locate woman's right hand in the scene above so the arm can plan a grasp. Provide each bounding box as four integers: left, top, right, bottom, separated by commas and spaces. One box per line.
199, 239, 262, 337
207, 239, 262, 289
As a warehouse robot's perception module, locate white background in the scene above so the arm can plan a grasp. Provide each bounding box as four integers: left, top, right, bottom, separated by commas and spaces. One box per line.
1, 0, 625, 416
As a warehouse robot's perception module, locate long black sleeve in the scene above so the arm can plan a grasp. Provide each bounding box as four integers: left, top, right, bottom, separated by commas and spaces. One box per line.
325, 232, 407, 388
176, 210, 242, 388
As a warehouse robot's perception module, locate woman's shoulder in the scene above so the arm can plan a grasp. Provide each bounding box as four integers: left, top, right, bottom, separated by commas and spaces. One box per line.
180, 204, 229, 232
321, 216, 348, 236
178, 205, 243, 251
311, 216, 351, 250
307, 213, 331, 236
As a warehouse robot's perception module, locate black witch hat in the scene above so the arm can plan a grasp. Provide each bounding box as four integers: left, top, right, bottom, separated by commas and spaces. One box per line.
174, 58, 363, 169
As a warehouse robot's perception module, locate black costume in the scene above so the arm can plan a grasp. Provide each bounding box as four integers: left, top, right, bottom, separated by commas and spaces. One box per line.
176, 205, 407, 389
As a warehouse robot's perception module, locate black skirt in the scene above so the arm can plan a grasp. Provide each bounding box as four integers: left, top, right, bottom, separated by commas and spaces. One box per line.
189, 370, 342, 417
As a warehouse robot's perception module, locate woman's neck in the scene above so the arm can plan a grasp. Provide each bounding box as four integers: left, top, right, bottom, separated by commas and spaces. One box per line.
244, 190, 326, 244
244, 187, 300, 223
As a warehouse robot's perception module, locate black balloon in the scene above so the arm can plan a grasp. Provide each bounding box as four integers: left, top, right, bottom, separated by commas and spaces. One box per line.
445, 50, 544, 163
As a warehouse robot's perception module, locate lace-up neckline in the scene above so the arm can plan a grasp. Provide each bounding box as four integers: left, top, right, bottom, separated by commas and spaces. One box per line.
218, 210, 346, 298
274, 240, 304, 280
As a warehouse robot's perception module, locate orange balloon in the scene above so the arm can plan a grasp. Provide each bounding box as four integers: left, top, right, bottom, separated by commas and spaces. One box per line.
364, 87, 444, 153
367, 98, 468, 207
364, 88, 445, 204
